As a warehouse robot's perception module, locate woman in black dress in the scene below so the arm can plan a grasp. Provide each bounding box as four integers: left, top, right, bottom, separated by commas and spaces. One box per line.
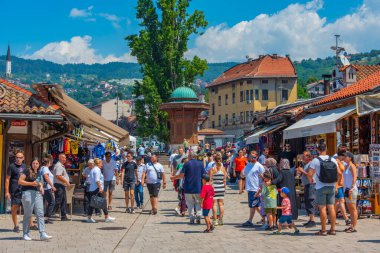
271, 159, 298, 220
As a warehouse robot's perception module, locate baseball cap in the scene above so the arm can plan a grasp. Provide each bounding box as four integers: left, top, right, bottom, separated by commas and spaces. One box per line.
281, 187, 290, 195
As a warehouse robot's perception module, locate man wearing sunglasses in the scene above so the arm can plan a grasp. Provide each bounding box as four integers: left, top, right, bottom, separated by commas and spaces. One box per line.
5, 151, 26, 232
241, 151, 265, 227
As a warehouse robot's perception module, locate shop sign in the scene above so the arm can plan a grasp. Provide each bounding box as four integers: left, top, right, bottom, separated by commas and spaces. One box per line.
11, 120, 27, 127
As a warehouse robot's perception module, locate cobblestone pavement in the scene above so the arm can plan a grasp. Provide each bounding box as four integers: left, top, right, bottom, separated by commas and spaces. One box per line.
1, 165, 379, 253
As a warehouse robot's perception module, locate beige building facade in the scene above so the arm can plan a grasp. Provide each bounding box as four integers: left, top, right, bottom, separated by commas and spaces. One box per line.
91, 98, 133, 121
206, 54, 297, 137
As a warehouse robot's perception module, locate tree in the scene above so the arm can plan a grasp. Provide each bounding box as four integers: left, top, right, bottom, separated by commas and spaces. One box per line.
126, 0, 208, 141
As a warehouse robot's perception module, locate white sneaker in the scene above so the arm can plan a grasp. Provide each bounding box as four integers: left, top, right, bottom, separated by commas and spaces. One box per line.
40, 232, 53, 240
105, 217, 116, 223
85, 218, 96, 223
213, 220, 219, 226
23, 234, 32, 241
174, 207, 181, 216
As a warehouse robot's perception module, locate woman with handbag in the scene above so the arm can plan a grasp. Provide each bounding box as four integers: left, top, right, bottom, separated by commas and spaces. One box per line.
18, 158, 53, 241
86, 158, 115, 223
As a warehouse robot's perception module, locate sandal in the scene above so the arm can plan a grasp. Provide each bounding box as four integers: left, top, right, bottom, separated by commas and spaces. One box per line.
108, 206, 112, 210
345, 227, 357, 233
203, 229, 211, 233
327, 230, 336, 235
314, 230, 327, 236
30, 225, 38, 230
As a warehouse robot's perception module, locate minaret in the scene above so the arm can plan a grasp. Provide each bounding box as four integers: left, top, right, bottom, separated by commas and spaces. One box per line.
6, 45, 11, 78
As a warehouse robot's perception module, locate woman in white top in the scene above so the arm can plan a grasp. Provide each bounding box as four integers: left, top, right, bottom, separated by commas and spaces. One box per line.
86, 158, 115, 223
343, 152, 358, 233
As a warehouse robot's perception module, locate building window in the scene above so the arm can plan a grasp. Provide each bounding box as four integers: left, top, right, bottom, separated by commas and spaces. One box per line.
282, 79, 288, 84
262, 80, 268, 84
225, 94, 228, 105
218, 96, 221, 106
232, 83, 236, 89
225, 114, 228, 126
232, 93, 236, 104
246, 90, 249, 102
262, 89, 268, 100
212, 121, 215, 128
247, 79, 252, 84
218, 115, 221, 127
255, 90, 259, 100
240, 112, 244, 124
250, 90, 253, 101
232, 113, 236, 125
212, 104, 215, 115
240, 91, 244, 102
240, 81, 243, 86
246, 111, 249, 123
281, 90, 288, 101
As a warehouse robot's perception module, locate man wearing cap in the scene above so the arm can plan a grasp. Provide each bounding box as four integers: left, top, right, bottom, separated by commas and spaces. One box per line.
241, 150, 265, 227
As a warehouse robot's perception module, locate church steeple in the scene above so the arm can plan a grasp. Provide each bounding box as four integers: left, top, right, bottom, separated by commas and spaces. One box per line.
5, 45, 11, 78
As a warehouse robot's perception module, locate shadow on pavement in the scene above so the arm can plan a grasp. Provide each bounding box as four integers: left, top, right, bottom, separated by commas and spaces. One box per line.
97, 227, 127, 231
358, 240, 380, 243
0, 237, 21, 240
0, 229, 12, 233
160, 221, 191, 225
179, 231, 204, 234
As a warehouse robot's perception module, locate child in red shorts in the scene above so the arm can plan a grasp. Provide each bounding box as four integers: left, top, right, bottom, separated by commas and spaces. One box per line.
200, 174, 215, 233
273, 187, 300, 235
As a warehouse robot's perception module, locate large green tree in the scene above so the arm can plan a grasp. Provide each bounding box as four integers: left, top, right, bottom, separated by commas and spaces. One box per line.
126, 0, 208, 141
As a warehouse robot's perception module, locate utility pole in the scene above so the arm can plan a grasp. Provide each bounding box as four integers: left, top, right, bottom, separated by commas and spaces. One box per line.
116, 85, 119, 126
334, 34, 340, 69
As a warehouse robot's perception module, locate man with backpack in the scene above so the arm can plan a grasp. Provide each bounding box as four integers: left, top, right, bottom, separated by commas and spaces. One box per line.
307, 142, 338, 236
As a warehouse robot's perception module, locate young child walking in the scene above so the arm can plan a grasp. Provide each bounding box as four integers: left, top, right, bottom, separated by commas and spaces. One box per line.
200, 174, 215, 233
273, 187, 300, 235
256, 171, 277, 231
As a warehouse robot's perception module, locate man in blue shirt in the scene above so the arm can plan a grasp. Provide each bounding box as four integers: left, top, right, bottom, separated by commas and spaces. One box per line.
171, 151, 205, 224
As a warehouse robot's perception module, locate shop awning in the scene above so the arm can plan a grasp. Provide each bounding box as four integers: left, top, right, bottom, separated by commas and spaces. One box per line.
246, 123, 286, 144
283, 105, 355, 140
41, 85, 129, 144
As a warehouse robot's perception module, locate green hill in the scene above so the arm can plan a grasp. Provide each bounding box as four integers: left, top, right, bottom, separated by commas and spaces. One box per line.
1, 49, 379, 101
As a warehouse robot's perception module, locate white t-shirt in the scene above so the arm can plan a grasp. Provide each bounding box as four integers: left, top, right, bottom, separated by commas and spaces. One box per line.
310, 155, 338, 190
243, 162, 265, 192
41, 166, 54, 190
103, 160, 117, 181
137, 164, 146, 182
145, 162, 164, 184
88, 166, 104, 192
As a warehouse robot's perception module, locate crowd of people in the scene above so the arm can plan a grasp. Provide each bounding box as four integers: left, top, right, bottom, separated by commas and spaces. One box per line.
169, 141, 359, 234
4, 140, 359, 240
4, 146, 166, 241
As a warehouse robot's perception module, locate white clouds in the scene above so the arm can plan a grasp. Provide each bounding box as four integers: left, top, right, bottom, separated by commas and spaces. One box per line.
188, 0, 380, 62
24, 36, 136, 64
69, 6, 93, 18
69, 6, 126, 29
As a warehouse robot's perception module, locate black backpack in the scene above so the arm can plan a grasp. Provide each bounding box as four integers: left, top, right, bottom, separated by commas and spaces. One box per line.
317, 156, 338, 183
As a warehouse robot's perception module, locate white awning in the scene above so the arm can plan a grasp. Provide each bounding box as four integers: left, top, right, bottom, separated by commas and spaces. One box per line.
283, 105, 355, 140
246, 123, 285, 144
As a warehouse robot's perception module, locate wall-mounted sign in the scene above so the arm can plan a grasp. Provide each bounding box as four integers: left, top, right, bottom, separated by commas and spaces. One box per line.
11, 120, 27, 127
8, 120, 28, 134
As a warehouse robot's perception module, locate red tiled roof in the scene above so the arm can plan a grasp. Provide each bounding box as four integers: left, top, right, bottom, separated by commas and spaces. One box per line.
314, 70, 380, 106
0, 78, 60, 114
197, 128, 225, 135
341, 65, 380, 81
207, 55, 296, 87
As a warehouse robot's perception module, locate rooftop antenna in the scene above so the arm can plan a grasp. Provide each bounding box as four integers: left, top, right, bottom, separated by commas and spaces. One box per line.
330, 34, 345, 69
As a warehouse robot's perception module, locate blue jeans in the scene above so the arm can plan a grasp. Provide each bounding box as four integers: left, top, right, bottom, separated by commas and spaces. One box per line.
134, 183, 144, 207
22, 190, 45, 235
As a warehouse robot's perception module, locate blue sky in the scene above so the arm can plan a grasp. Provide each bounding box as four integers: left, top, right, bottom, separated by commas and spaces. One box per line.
0, 0, 378, 63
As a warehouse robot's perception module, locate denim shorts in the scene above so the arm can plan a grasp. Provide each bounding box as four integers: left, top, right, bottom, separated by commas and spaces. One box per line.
316, 186, 335, 206
248, 191, 261, 208
202, 209, 211, 217
279, 215, 292, 224
335, 187, 344, 199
